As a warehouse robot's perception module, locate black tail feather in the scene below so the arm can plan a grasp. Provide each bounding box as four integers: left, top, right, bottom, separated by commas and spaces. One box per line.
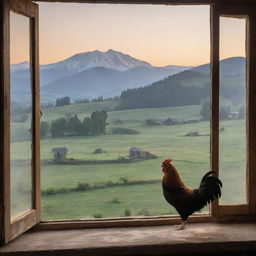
196, 171, 222, 210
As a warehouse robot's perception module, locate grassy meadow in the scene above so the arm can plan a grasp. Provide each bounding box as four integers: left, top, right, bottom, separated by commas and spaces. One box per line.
10, 101, 246, 220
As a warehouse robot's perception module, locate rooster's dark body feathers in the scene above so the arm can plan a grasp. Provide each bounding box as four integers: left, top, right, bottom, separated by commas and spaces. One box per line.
162, 160, 222, 223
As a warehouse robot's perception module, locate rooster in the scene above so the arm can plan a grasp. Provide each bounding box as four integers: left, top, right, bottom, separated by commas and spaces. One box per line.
161, 158, 222, 230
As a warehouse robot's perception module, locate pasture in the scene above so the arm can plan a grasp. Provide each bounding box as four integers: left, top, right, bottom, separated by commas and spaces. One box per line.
11, 101, 246, 220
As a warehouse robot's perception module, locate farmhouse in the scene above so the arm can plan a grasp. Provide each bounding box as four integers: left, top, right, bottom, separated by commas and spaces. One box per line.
161, 117, 177, 125
129, 147, 141, 159
129, 147, 157, 160
52, 147, 68, 161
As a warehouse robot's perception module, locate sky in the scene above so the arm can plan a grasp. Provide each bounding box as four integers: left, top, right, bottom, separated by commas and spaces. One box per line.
10, 3, 246, 66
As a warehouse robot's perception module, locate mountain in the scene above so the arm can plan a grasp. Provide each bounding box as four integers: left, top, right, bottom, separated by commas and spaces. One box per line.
41, 49, 153, 73
191, 57, 246, 76
11, 61, 29, 72
10, 49, 191, 102
118, 57, 246, 109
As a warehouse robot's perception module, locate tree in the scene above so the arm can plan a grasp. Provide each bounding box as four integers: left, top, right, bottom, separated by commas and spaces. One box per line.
90, 110, 108, 135
66, 114, 82, 136
40, 121, 50, 139
50, 118, 67, 137
200, 100, 230, 121
219, 106, 230, 120
81, 117, 91, 136
200, 100, 210, 121
55, 96, 70, 107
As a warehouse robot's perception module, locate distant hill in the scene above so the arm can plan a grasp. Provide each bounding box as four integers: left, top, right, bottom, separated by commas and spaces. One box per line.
41, 66, 189, 100
119, 57, 246, 109
191, 56, 245, 76
10, 51, 246, 107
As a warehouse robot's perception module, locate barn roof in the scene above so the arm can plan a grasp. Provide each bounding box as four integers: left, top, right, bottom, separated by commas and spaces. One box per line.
129, 147, 141, 152
52, 147, 68, 153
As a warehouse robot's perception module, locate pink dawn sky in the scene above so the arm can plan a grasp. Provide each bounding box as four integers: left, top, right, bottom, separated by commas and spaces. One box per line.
10, 3, 246, 66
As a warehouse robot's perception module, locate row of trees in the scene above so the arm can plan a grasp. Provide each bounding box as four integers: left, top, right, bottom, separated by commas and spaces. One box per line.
119, 71, 209, 109
200, 99, 245, 121
55, 96, 120, 107
40, 110, 108, 138
55, 96, 70, 107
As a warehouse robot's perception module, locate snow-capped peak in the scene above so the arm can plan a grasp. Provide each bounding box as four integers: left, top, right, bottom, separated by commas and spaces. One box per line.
42, 49, 152, 72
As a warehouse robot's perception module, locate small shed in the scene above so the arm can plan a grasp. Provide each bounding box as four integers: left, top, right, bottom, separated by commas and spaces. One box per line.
161, 117, 177, 125
129, 147, 157, 160
129, 147, 141, 159
52, 147, 68, 161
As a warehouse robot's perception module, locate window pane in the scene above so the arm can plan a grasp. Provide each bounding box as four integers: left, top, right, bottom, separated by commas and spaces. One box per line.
219, 17, 247, 204
39, 3, 210, 220
10, 12, 33, 219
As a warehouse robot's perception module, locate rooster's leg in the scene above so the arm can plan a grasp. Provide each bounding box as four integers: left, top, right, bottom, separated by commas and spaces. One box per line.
174, 220, 186, 230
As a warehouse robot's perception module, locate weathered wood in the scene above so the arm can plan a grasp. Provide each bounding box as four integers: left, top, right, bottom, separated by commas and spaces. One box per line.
33, 0, 256, 6
10, 210, 37, 241
0, 0, 6, 246
218, 5, 252, 14
218, 205, 249, 216
0, 0, 256, 243
247, 11, 256, 214
210, 5, 220, 217
31, 4, 41, 223
0, 0, 40, 244
36, 214, 213, 231
9, 0, 37, 17
1, 0, 11, 245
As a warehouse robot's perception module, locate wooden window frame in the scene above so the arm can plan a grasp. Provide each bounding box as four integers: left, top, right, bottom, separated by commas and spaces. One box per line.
1, 0, 256, 243
0, 0, 40, 244
211, 4, 256, 217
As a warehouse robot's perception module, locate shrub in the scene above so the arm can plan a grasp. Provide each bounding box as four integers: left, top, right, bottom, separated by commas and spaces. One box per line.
120, 177, 129, 184
93, 213, 103, 218
124, 209, 131, 216
75, 182, 90, 191
110, 197, 121, 204
112, 127, 139, 134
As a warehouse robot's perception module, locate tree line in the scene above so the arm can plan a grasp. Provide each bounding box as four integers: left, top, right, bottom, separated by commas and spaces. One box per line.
200, 99, 245, 121
119, 71, 209, 109
55, 96, 70, 107
40, 110, 107, 138
54, 96, 119, 107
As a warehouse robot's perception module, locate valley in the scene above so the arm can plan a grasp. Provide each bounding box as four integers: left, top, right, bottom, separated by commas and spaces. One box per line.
10, 50, 246, 220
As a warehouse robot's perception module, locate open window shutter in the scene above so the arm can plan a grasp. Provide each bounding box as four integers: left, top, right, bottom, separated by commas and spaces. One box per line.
0, 0, 40, 244
210, 4, 256, 217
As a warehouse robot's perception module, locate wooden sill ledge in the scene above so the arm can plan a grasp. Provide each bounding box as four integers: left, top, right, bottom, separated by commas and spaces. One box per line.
1, 222, 256, 256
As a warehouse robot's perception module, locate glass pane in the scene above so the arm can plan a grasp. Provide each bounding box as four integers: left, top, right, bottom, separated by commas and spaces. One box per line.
10, 12, 33, 219
219, 17, 247, 204
39, 3, 210, 220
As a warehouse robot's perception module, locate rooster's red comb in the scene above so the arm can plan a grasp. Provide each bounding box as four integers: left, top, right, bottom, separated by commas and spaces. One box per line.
162, 158, 173, 165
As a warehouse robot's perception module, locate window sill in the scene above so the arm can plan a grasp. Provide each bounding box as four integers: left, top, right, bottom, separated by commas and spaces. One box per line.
1, 222, 256, 256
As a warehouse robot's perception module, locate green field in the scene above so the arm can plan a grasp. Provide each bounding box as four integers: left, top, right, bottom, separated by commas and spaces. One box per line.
10, 101, 246, 220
